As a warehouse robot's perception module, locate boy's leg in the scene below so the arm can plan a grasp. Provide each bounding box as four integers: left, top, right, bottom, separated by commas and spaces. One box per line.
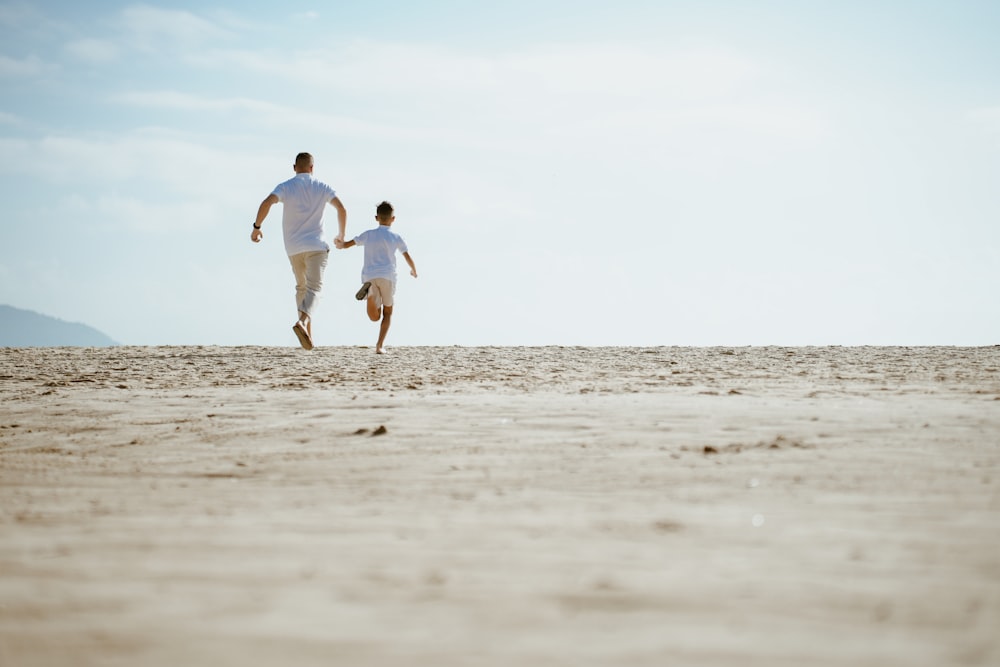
376, 305, 393, 353
366, 289, 381, 322
370, 279, 396, 353
365, 279, 390, 322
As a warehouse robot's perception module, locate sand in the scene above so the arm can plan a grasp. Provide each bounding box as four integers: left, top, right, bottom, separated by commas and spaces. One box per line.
1, 345, 998, 666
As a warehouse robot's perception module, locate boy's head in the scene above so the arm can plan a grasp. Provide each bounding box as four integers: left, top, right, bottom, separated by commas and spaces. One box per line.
376, 201, 395, 225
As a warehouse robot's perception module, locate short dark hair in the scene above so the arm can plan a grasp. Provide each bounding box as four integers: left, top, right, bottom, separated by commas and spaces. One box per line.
376, 201, 394, 219
295, 152, 313, 168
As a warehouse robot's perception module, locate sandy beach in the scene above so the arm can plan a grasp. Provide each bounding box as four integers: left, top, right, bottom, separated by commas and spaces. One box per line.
1, 345, 998, 666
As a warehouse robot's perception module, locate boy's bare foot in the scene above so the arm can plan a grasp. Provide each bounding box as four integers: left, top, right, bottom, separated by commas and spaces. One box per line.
375, 347, 386, 355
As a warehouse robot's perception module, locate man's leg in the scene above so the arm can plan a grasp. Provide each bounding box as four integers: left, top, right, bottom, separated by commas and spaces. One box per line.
300, 251, 329, 339
289, 253, 307, 318
288, 254, 312, 349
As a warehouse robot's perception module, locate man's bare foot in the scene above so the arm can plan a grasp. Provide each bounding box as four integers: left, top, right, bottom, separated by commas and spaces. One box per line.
375, 347, 386, 355
292, 322, 313, 350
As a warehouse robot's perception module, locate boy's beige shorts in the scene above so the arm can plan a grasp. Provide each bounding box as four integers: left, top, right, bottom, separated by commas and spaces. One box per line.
369, 278, 395, 307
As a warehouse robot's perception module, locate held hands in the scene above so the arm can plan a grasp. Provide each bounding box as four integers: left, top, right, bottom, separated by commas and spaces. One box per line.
334, 237, 345, 249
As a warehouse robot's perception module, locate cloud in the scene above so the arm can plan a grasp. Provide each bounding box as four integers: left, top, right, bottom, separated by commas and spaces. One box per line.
0, 53, 55, 77
64, 38, 119, 63
967, 106, 1000, 145
39, 5, 823, 155
116, 5, 234, 52
0, 2, 42, 28
0, 134, 272, 245
204, 40, 762, 103
967, 106, 1000, 124
88, 192, 226, 234
176, 39, 825, 156
112, 90, 263, 112
0, 130, 263, 197
109, 90, 492, 148
505, 45, 762, 100
543, 99, 829, 148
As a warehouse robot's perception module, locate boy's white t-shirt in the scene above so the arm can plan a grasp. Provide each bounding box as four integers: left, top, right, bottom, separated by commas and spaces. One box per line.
354, 225, 408, 283
271, 173, 337, 256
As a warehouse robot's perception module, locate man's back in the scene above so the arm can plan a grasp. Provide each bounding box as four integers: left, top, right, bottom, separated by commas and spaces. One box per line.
273, 173, 337, 255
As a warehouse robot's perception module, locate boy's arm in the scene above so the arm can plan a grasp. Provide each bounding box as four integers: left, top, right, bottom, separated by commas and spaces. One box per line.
403, 251, 417, 278
338, 239, 356, 249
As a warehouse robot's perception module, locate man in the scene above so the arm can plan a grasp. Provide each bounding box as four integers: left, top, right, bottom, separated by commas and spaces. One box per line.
251, 152, 347, 350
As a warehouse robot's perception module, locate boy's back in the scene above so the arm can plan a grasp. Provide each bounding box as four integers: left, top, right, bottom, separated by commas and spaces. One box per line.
355, 225, 408, 283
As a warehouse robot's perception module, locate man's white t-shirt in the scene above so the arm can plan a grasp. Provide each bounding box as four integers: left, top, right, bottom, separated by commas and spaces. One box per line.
271, 173, 337, 256
353, 225, 409, 283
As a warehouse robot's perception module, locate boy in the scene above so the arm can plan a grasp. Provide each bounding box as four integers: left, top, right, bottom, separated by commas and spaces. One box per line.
336, 201, 417, 354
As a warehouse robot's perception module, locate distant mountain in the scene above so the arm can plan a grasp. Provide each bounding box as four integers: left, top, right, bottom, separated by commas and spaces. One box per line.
0, 305, 118, 347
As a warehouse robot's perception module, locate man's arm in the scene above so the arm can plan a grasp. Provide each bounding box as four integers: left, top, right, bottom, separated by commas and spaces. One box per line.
250, 194, 278, 243
403, 251, 417, 278
330, 196, 347, 243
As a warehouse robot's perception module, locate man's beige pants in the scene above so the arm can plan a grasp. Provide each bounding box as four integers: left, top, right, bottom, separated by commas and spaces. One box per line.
288, 250, 328, 317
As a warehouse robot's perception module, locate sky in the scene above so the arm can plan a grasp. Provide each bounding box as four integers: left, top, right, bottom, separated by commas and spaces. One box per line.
1, 0, 998, 347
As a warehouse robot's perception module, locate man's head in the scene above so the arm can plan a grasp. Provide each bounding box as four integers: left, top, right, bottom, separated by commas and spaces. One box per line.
376, 201, 395, 224
293, 152, 314, 173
